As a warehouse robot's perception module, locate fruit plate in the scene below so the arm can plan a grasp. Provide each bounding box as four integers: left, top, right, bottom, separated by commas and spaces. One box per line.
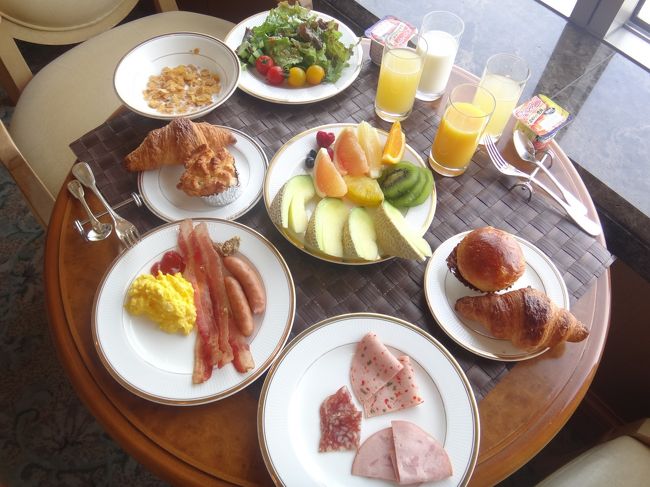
258, 313, 479, 486
423, 231, 570, 361
138, 126, 267, 222
224, 10, 363, 104
263, 123, 437, 265
92, 219, 295, 405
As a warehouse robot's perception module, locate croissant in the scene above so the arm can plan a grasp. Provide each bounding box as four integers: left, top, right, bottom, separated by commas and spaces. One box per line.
454, 287, 588, 351
124, 117, 236, 172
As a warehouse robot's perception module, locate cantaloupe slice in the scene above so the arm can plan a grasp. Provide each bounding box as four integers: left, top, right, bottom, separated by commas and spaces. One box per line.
333, 128, 370, 177
313, 148, 347, 198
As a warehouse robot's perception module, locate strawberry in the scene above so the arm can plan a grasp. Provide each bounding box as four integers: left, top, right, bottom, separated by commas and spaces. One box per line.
316, 130, 336, 148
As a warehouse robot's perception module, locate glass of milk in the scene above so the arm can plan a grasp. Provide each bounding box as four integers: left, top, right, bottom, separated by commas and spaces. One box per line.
416, 11, 464, 102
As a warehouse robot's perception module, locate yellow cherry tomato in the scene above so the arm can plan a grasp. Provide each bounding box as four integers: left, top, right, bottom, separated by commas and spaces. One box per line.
306, 65, 325, 85
287, 67, 307, 87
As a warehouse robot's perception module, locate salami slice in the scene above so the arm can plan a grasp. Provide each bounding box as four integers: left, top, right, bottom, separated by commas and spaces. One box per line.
363, 356, 424, 418
318, 386, 362, 452
390, 420, 453, 484
351, 427, 397, 482
350, 332, 403, 405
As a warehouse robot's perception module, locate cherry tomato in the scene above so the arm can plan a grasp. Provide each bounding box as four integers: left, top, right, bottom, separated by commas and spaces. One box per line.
255, 55, 274, 76
306, 65, 325, 85
287, 67, 307, 87
266, 65, 285, 85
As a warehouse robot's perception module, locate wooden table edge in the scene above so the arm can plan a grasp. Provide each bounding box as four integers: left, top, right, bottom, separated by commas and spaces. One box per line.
43, 181, 238, 487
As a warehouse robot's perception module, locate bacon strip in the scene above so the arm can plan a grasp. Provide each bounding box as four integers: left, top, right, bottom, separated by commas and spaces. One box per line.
192, 223, 234, 367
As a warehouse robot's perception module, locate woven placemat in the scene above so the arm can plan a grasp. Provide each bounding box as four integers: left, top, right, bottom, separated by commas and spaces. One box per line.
70, 60, 612, 401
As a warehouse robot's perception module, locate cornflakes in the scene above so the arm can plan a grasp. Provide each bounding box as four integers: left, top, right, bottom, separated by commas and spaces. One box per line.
143, 64, 221, 115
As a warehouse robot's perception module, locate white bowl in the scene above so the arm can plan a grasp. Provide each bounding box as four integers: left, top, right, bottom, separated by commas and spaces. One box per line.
114, 32, 240, 120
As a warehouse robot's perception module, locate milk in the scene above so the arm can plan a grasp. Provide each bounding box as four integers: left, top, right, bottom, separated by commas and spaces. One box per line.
416, 30, 459, 101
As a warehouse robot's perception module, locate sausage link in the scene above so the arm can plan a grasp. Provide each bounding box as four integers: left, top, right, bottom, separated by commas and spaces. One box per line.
223, 256, 266, 314
224, 276, 254, 337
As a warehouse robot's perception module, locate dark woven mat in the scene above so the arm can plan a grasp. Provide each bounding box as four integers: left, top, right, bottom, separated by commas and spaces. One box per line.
70, 60, 613, 402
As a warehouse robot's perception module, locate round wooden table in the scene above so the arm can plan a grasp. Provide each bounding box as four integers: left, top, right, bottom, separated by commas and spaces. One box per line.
44, 58, 610, 485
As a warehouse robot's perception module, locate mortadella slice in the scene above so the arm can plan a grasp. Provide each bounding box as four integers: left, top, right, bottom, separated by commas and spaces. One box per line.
350, 332, 404, 405
364, 355, 424, 418
351, 427, 397, 482
390, 420, 453, 484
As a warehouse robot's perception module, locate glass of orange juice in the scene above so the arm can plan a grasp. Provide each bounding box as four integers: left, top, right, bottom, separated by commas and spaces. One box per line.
374, 35, 427, 122
429, 83, 495, 177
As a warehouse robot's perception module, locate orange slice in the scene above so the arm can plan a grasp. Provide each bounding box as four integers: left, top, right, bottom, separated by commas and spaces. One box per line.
343, 175, 384, 206
381, 121, 406, 165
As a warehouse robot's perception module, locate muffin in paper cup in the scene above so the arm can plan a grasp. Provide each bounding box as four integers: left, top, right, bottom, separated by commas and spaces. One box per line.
201, 171, 242, 207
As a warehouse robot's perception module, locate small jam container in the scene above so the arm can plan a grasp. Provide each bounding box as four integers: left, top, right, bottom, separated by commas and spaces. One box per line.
513, 94, 574, 150
364, 16, 417, 65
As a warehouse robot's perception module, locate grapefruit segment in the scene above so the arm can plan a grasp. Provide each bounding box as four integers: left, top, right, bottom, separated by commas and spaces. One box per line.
333, 128, 370, 176
313, 148, 348, 198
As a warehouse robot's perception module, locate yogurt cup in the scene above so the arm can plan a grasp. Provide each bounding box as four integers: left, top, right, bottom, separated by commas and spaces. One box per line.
364, 16, 417, 65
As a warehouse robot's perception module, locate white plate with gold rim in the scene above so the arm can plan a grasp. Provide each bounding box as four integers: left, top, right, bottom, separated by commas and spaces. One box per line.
224, 10, 363, 104
92, 219, 295, 405
263, 123, 437, 265
258, 313, 479, 486
138, 126, 267, 222
424, 231, 570, 361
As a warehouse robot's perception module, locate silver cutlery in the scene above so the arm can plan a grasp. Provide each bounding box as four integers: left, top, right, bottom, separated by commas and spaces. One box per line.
484, 137, 601, 236
513, 129, 588, 215
71, 162, 141, 249
67, 179, 113, 241
74, 192, 143, 227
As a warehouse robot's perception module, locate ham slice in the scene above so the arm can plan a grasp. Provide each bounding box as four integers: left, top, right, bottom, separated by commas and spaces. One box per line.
351, 427, 396, 482
391, 420, 453, 484
318, 386, 361, 452
363, 356, 424, 418
352, 421, 452, 485
350, 332, 403, 405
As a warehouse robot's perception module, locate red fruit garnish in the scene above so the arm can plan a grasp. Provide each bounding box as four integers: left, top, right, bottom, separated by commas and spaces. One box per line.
150, 250, 185, 275
327, 147, 334, 159
316, 130, 336, 148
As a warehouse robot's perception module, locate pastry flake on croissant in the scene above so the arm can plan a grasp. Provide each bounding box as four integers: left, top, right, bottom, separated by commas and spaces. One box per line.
124, 117, 236, 172
454, 287, 588, 351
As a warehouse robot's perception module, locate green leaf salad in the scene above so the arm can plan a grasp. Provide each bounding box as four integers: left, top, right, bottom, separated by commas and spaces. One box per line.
236, 1, 354, 83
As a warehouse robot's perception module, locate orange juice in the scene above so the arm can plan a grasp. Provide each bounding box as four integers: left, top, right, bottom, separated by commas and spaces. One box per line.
430, 102, 488, 175
375, 47, 424, 121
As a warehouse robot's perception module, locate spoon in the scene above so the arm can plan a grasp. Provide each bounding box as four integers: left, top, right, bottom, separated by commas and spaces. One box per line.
67, 180, 113, 241
513, 130, 588, 215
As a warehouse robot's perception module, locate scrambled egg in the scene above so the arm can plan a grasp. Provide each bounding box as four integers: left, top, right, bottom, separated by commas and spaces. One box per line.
125, 272, 196, 335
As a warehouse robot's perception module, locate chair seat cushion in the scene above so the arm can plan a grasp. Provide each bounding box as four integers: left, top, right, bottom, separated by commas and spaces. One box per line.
9, 11, 235, 199
536, 435, 650, 487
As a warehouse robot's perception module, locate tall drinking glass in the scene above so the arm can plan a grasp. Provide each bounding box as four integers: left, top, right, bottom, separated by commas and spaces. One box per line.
416, 11, 464, 102
374, 35, 427, 122
475, 53, 530, 139
429, 83, 495, 177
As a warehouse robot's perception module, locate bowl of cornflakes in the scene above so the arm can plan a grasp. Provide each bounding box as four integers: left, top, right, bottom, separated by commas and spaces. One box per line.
114, 32, 240, 120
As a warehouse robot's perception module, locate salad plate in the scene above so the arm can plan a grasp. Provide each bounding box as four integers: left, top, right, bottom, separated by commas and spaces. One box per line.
138, 126, 267, 222
263, 123, 437, 265
224, 9, 363, 104
424, 231, 570, 361
92, 219, 295, 405
258, 313, 479, 487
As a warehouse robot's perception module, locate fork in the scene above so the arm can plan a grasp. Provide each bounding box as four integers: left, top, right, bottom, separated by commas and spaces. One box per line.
484, 137, 602, 237
71, 162, 141, 249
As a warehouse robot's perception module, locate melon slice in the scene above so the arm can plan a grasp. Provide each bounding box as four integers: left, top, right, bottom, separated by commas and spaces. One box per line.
333, 128, 369, 177
374, 201, 432, 261
343, 207, 379, 261
304, 198, 349, 258
313, 148, 347, 198
269, 175, 316, 231
357, 121, 384, 178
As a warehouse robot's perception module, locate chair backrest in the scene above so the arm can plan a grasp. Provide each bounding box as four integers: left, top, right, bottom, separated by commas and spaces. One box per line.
0, 0, 179, 226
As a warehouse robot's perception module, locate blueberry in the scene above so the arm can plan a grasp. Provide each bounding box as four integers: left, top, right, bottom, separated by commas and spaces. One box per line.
305, 155, 315, 168
308, 149, 317, 158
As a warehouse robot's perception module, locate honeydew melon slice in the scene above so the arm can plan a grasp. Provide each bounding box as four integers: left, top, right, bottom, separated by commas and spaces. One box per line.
269, 175, 315, 232
343, 207, 379, 261
304, 197, 349, 258
374, 201, 432, 261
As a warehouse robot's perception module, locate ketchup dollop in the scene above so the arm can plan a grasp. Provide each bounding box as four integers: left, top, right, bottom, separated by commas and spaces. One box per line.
151, 250, 185, 275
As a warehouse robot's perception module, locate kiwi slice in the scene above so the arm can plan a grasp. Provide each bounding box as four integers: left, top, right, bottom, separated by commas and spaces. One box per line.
407, 167, 434, 207
380, 162, 420, 199
388, 169, 425, 207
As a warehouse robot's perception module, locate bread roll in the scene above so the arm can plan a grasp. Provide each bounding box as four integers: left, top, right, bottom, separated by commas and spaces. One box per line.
447, 227, 525, 292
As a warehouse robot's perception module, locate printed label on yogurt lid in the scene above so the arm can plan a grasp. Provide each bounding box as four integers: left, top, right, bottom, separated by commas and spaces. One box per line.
364, 15, 417, 47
